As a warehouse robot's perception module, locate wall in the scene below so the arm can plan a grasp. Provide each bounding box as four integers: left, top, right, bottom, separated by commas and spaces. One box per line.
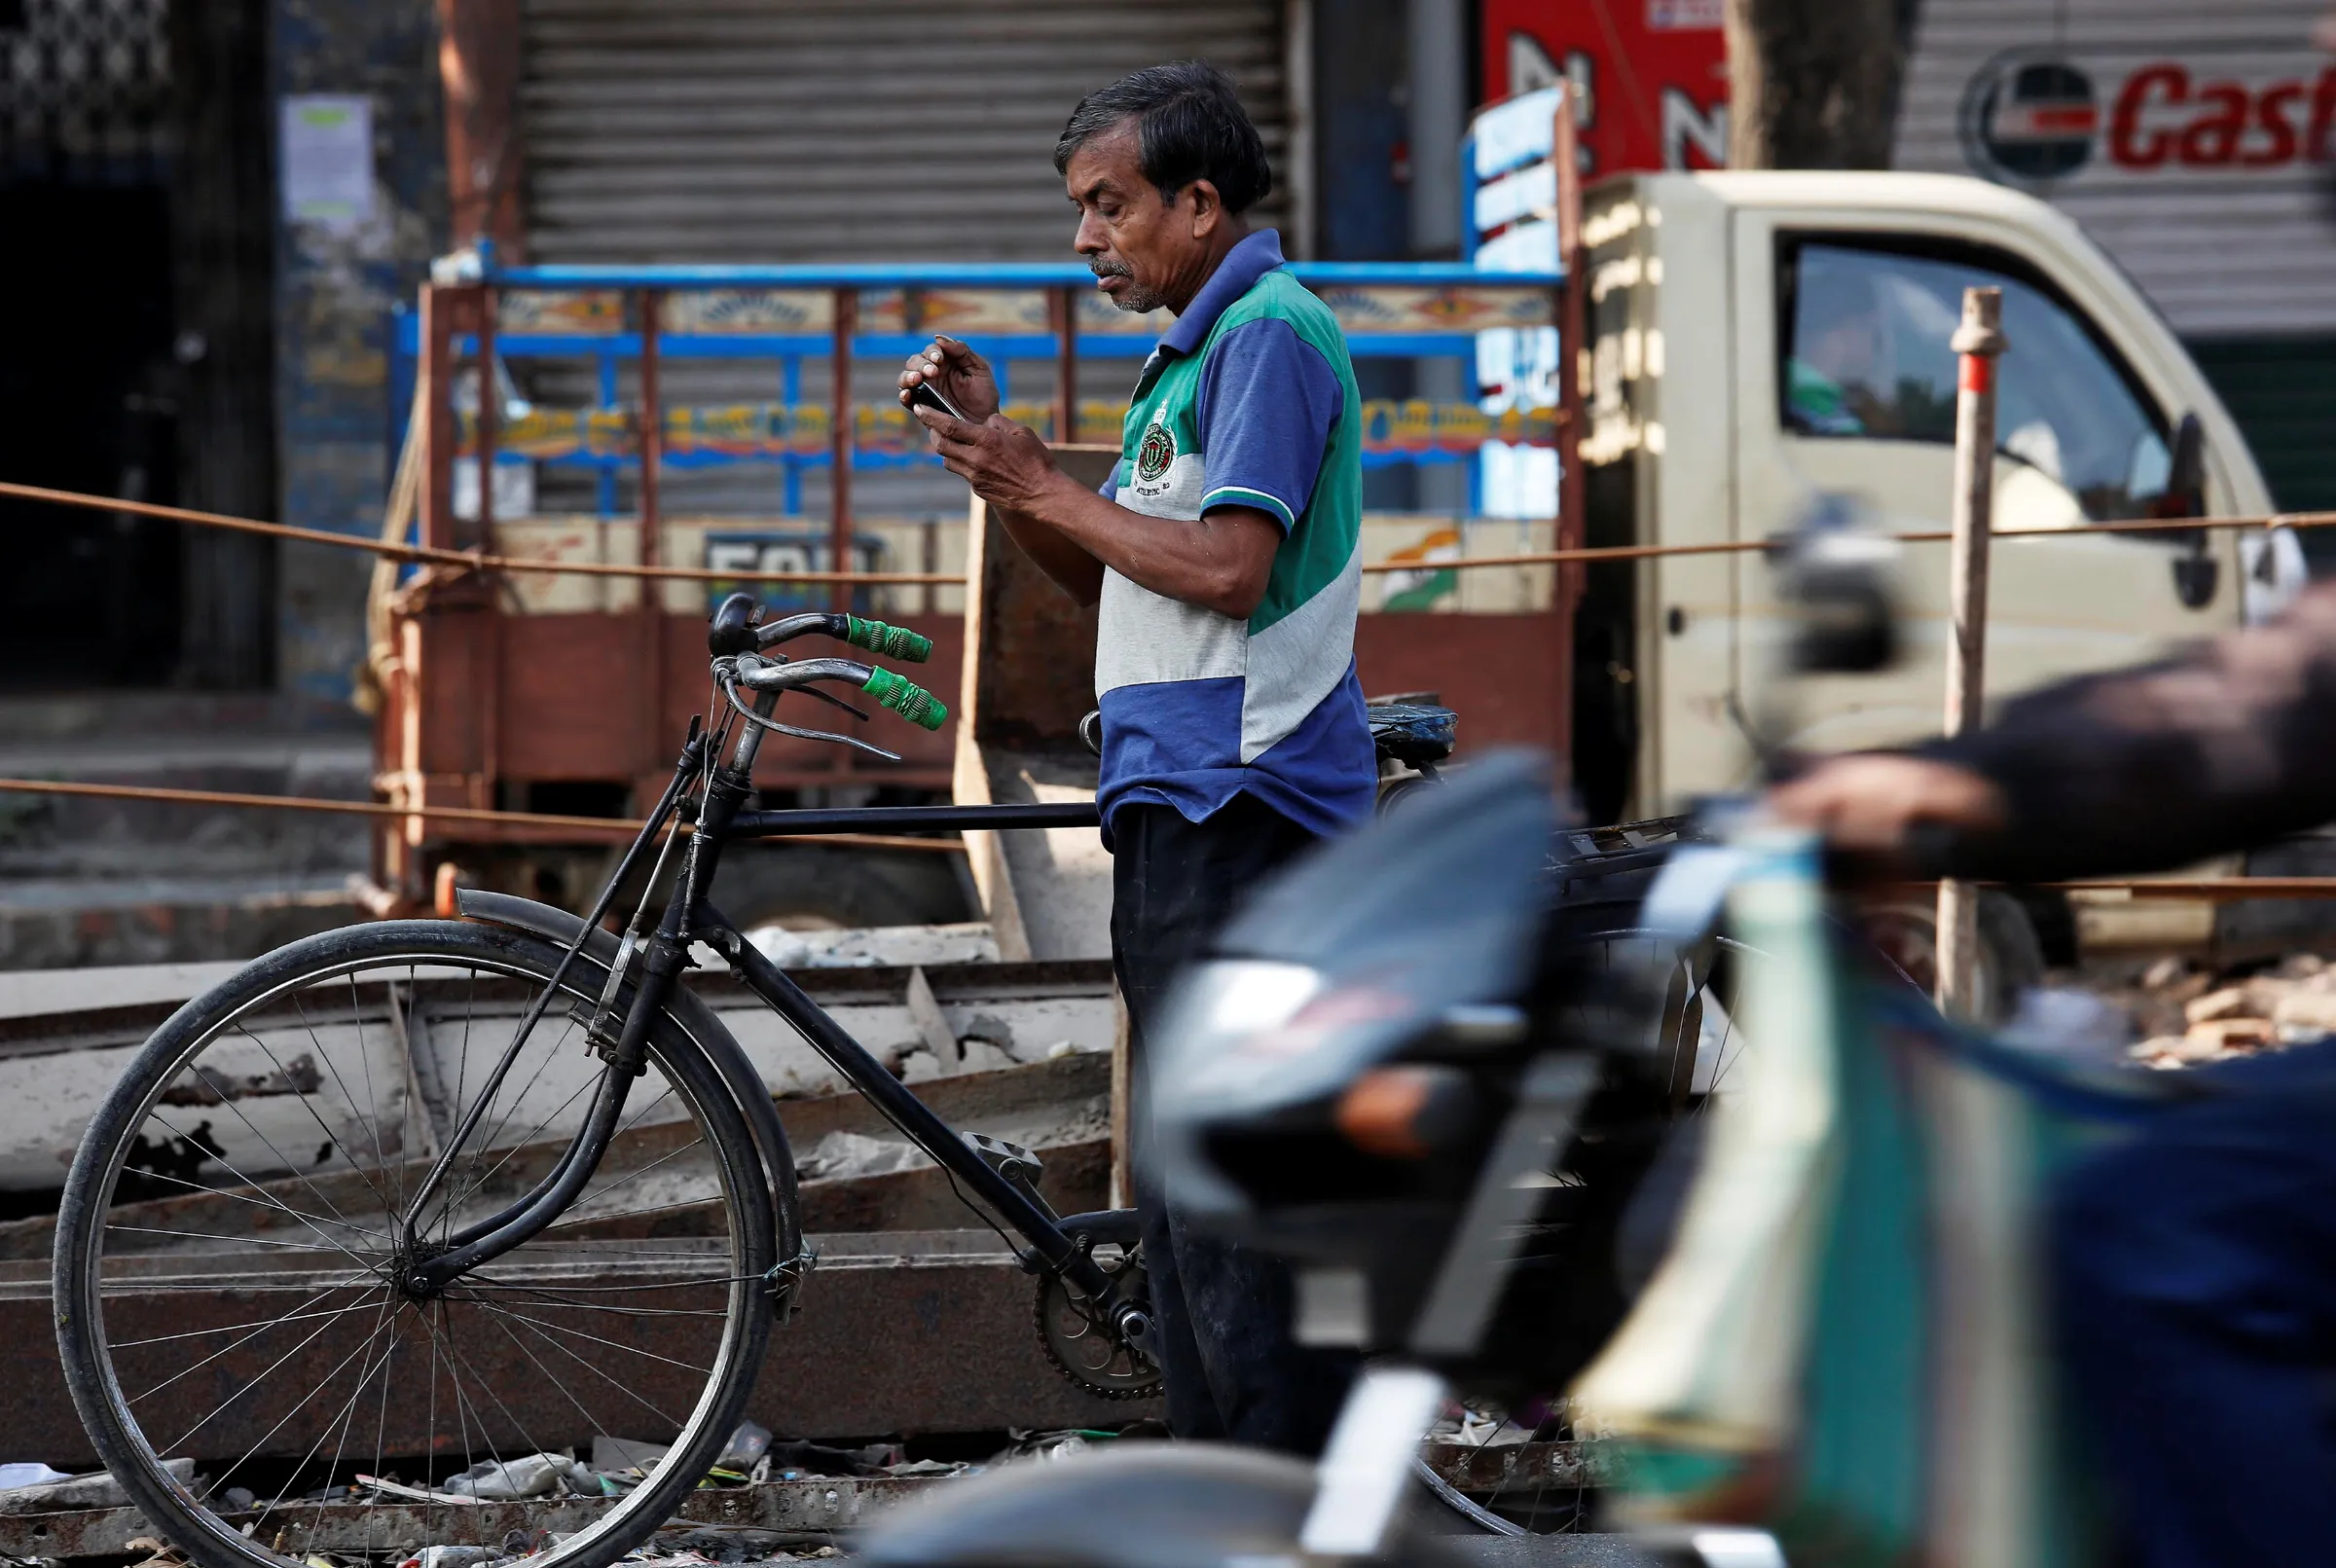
272, 0, 446, 704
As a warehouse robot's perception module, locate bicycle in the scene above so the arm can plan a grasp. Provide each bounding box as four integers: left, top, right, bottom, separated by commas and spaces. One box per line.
51, 594, 1163, 1568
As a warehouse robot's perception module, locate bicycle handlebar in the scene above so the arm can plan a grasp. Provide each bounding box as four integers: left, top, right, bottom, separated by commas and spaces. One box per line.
707, 594, 933, 663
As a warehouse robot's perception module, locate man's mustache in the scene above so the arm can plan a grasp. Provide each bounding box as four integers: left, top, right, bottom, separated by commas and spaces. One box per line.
1089, 259, 1133, 279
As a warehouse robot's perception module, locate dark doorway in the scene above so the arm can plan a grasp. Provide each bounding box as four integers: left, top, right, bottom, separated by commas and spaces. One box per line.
0, 181, 185, 687
0, 0, 275, 692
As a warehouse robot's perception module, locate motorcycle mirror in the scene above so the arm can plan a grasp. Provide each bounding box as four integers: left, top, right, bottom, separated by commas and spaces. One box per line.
1773, 499, 1902, 675
2153, 412, 2207, 521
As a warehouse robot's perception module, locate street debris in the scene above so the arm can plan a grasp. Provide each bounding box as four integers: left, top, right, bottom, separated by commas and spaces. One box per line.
0, 1425, 1192, 1565
2101, 953, 2336, 1069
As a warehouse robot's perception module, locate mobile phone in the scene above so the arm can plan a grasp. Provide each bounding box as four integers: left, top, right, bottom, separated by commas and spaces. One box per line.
905, 379, 970, 422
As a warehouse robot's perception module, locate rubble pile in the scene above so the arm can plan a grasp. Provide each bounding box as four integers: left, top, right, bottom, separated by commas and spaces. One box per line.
0, 1422, 1154, 1568
2107, 953, 2336, 1069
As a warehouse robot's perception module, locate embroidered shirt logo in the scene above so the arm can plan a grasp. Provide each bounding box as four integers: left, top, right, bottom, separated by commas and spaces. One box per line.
1135, 421, 1177, 485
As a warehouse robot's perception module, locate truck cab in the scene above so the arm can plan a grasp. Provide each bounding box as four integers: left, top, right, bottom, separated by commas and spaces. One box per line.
1574, 170, 2289, 827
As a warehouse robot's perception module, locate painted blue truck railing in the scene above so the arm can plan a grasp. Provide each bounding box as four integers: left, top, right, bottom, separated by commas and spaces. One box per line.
390, 253, 1565, 522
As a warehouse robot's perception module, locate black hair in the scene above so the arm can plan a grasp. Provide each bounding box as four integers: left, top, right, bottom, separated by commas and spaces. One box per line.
1053, 60, 1272, 215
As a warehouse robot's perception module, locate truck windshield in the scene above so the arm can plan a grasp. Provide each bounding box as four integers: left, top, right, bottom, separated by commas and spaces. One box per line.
1782, 239, 2173, 524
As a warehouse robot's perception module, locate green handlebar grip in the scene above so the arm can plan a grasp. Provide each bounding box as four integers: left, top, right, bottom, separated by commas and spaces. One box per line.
862, 667, 948, 731
845, 615, 933, 664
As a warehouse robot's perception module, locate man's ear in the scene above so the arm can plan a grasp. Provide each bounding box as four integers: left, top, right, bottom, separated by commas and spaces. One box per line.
1185, 178, 1224, 239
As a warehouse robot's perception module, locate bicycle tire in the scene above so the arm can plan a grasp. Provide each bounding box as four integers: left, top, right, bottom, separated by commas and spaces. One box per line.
54, 919, 777, 1568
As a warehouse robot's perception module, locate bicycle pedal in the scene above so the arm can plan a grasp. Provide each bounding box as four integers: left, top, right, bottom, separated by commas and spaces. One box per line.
963, 1132, 1048, 1197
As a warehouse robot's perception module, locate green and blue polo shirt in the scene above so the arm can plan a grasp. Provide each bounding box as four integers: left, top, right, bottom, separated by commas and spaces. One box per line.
1095, 229, 1375, 843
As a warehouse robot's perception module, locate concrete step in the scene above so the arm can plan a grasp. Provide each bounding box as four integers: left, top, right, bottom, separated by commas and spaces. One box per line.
0, 875, 364, 968
0, 693, 374, 882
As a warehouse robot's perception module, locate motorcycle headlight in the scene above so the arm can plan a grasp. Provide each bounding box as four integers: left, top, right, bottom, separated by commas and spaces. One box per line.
1186, 960, 1324, 1037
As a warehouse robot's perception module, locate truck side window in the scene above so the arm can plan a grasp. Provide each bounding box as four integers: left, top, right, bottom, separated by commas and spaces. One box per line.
1782, 239, 2173, 524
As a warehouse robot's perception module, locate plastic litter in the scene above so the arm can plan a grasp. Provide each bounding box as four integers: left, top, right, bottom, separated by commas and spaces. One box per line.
436, 1453, 598, 1500
715, 1422, 772, 1473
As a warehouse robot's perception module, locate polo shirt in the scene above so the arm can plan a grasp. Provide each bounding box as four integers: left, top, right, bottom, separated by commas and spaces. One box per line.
1094, 228, 1375, 845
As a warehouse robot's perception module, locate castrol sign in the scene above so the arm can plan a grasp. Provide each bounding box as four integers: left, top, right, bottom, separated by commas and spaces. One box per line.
1896, 1, 2336, 334
1960, 47, 2336, 180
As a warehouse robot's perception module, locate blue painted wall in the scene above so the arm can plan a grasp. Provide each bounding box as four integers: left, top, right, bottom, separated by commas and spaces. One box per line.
271, 0, 445, 703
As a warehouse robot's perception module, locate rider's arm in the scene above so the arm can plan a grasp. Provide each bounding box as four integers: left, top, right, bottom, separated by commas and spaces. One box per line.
1777, 582, 2336, 881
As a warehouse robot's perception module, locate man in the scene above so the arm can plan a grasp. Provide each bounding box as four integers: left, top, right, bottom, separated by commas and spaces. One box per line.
1771, 583, 2336, 1568
897, 61, 1373, 1454
1785, 271, 1888, 437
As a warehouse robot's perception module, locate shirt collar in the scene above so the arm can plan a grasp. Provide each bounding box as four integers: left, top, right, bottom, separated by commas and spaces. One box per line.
1156, 229, 1286, 358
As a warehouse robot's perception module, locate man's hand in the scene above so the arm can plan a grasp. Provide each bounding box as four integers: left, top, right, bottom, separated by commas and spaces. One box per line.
897, 336, 1001, 423
913, 405, 1068, 515
1768, 753, 2008, 858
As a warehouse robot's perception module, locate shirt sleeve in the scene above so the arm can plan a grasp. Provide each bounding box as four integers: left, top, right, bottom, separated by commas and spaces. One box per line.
1194, 317, 1344, 533
1100, 459, 1122, 503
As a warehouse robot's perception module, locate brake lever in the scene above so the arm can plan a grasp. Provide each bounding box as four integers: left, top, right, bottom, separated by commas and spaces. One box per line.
721, 677, 901, 762
793, 683, 873, 723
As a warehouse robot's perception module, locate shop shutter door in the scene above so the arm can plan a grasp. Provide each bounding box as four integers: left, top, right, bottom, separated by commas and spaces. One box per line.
522, 0, 1296, 264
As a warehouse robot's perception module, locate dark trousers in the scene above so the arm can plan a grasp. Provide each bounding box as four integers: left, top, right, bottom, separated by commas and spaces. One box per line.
1110, 796, 1360, 1455
2051, 1040, 2336, 1568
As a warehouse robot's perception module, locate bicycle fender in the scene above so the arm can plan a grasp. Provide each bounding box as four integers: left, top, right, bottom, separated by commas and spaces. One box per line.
455, 891, 806, 1291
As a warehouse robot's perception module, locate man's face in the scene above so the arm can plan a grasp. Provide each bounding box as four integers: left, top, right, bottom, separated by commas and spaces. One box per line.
1064, 122, 1211, 314
1808, 314, 1881, 385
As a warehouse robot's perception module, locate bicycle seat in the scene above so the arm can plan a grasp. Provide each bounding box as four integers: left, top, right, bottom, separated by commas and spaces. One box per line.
1369, 702, 1457, 768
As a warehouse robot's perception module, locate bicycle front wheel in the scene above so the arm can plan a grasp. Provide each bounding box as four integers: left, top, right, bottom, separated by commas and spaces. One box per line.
54, 919, 776, 1568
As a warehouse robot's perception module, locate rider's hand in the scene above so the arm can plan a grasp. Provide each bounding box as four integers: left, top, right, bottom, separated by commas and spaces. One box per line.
913, 405, 1065, 515
1768, 753, 2008, 860
897, 335, 1001, 423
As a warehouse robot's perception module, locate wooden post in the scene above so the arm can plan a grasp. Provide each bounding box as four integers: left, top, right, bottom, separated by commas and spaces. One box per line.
638, 289, 666, 779
829, 285, 858, 614
1550, 81, 1588, 794
476, 288, 500, 810
1051, 284, 1078, 446
419, 284, 457, 554
1936, 287, 2007, 1017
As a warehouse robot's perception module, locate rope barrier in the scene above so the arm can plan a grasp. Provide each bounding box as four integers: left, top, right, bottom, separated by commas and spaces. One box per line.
0, 482, 959, 586
10, 477, 2331, 582
11, 775, 2336, 896
0, 777, 966, 854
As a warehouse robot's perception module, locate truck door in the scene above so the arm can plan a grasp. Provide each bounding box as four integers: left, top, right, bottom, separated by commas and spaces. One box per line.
1726, 223, 2241, 767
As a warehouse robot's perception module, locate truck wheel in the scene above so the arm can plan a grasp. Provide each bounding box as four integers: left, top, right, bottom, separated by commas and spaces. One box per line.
1857, 890, 2046, 1024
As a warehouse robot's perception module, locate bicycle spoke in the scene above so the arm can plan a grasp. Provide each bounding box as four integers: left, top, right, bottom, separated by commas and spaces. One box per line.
475, 1297, 687, 1431
126, 1279, 381, 1404
566, 1133, 706, 1214
115, 1296, 395, 1350
98, 1162, 392, 1242
471, 1299, 715, 1378
212, 1018, 398, 1226
137, 1098, 386, 1273
154, 1280, 388, 1456
271, 1290, 402, 1505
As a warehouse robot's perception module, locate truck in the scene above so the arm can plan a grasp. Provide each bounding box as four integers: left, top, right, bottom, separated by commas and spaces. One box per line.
382, 154, 2304, 1002
1566, 167, 2305, 995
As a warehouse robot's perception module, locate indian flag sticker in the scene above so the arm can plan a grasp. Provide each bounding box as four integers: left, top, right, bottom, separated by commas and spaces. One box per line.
1379, 525, 1463, 612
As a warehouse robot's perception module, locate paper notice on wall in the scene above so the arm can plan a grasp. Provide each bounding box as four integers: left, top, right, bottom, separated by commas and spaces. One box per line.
280, 94, 376, 232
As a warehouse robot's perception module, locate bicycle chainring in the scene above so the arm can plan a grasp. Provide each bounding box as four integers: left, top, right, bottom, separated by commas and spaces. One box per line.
1033, 1241, 1164, 1401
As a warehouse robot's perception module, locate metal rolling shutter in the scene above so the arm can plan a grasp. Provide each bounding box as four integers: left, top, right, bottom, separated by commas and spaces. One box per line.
1890, 0, 2336, 339
522, 0, 1296, 264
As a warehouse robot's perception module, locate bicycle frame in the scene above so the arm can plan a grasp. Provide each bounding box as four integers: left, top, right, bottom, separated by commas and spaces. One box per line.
396, 683, 1140, 1342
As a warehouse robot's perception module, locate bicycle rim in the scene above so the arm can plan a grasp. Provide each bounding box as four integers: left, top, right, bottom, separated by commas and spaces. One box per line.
54, 920, 774, 1568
